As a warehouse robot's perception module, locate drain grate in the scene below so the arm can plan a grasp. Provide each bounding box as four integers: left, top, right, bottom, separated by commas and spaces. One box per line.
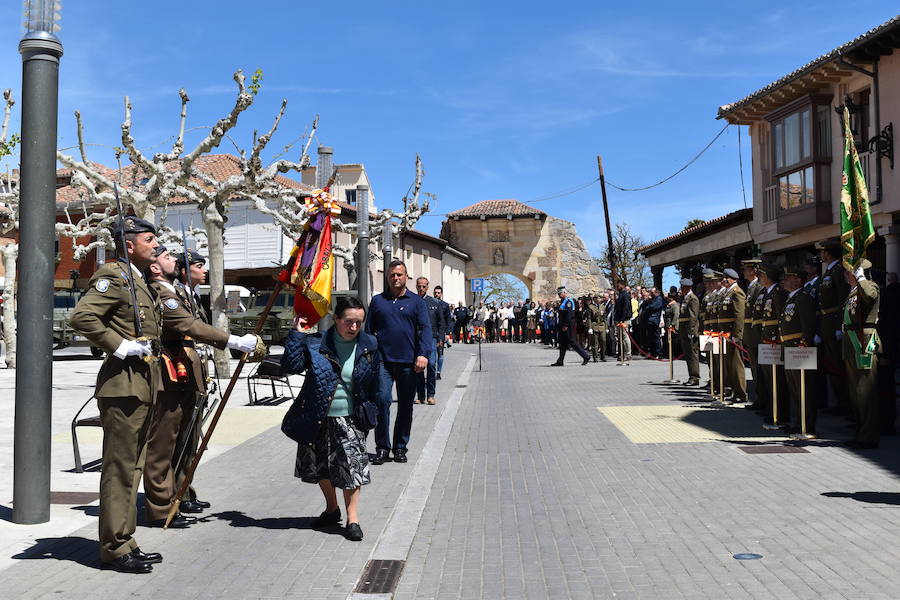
738, 446, 809, 454
50, 491, 100, 504
354, 560, 405, 594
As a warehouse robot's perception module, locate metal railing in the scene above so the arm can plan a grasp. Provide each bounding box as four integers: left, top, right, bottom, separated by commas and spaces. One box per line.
763, 185, 777, 222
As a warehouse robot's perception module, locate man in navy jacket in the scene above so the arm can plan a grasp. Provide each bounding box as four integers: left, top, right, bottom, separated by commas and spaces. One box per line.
366, 260, 432, 464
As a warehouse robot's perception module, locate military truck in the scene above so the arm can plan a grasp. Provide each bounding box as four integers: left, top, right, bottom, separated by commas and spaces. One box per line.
53, 291, 104, 357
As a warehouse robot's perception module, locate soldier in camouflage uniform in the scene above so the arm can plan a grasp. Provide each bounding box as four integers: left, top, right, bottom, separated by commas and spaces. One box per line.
142, 247, 260, 527
69, 217, 163, 573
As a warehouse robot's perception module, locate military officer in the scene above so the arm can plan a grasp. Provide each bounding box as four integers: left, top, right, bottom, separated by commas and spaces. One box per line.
69, 216, 163, 573
143, 247, 259, 527
699, 270, 717, 391
816, 240, 851, 414
802, 257, 822, 302
842, 258, 881, 449
707, 271, 725, 398
741, 259, 763, 407
677, 277, 700, 385
757, 263, 788, 426
586, 295, 608, 362
778, 266, 818, 438
663, 287, 680, 359
719, 268, 747, 405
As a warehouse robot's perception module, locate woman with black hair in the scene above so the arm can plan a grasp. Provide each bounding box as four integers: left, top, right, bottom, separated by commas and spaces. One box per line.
281, 296, 382, 541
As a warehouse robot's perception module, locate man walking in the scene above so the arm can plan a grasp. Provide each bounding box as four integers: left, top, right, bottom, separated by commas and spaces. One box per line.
366, 261, 431, 464
433, 286, 453, 378
415, 277, 445, 406
551, 286, 590, 366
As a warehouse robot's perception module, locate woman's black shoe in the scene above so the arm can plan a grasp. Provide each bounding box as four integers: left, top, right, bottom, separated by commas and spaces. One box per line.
312, 507, 342, 527
345, 522, 364, 541
131, 547, 162, 564
103, 554, 153, 573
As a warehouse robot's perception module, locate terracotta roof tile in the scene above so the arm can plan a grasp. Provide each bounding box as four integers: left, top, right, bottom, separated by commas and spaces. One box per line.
447, 199, 546, 219
637, 208, 752, 255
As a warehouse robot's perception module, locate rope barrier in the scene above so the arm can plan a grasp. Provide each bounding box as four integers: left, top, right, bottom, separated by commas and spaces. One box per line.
623, 329, 683, 362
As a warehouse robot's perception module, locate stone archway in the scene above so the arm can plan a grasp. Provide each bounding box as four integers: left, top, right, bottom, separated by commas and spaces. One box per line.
440, 199, 609, 302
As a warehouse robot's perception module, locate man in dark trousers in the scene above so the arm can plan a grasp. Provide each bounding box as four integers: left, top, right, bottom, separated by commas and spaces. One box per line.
432, 285, 453, 378
614, 280, 633, 364
644, 287, 665, 358
414, 277, 446, 406
551, 286, 590, 366
366, 261, 431, 464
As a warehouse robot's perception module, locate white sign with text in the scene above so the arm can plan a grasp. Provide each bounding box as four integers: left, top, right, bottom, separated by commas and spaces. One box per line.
784, 346, 817, 370
757, 344, 783, 365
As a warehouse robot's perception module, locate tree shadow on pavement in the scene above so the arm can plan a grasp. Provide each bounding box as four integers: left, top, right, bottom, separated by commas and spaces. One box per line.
821, 491, 900, 506
212, 510, 328, 532
11, 537, 101, 569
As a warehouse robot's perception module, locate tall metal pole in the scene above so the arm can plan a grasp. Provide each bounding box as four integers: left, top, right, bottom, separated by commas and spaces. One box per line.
381, 220, 393, 291
356, 184, 370, 303
13, 10, 63, 524
596, 155, 617, 285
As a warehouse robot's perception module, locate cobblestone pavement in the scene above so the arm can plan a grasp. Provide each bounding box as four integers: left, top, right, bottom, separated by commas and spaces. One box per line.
2, 342, 900, 599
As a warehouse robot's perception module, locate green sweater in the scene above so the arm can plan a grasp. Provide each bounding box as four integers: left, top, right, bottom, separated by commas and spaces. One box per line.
328, 334, 357, 417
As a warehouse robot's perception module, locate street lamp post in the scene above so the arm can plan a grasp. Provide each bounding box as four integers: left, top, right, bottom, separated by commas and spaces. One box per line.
13, 0, 63, 525
355, 185, 369, 303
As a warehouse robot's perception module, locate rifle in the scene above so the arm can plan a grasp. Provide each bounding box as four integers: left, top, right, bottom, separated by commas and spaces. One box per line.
113, 184, 156, 364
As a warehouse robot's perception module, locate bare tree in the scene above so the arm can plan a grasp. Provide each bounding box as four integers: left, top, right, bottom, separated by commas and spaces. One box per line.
596, 222, 651, 287
0, 89, 19, 367
480, 273, 527, 304
56, 70, 319, 376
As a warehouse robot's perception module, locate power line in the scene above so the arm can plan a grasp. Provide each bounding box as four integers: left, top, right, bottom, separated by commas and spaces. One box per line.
421, 176, 600, 217
605, 123, 730, 192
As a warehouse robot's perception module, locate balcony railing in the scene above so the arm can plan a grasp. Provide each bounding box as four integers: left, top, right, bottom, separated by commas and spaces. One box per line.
763, 185, 777, 222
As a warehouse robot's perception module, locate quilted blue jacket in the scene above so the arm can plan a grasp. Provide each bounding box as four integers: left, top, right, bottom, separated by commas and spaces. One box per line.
280, 328, 382, 445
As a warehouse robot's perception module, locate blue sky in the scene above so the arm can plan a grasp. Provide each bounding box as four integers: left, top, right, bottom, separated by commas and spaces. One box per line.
0, 1, 896, 284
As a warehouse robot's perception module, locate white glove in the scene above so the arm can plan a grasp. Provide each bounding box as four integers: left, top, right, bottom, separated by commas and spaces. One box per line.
227, 334, 259, 353
114, 339, 153, 359
588, 329, 594, 335
814, 334, 822, 345
835, 330, 843, 341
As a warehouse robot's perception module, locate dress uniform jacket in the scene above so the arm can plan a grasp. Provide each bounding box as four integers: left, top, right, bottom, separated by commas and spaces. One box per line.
758, 284, 789, 422
720, 282, 747, 399
779, 289, 817, 432
585, 302, 607, 361
744, 279, 763, 401
842, 279, 881, 445
820, 261, 850, 407
69, 260, 163, 563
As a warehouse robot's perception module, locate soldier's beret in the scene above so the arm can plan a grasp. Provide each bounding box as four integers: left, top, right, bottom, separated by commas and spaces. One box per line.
110, 215, 156, 238
758, 262, 782, 279
814, 240, 840, 254
151, 245, 168, 258
781, 265, 803, 278
176, 249, 207, 270
723, 268, 740, 280
679, 277, 694, 287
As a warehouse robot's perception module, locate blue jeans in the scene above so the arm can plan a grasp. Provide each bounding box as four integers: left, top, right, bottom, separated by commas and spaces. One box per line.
416, 338, 438, 399
376, 362, 418, 452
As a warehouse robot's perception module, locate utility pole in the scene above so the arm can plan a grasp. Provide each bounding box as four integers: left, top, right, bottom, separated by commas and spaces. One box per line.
14, 0, 63, 525
355, 184, 370, 303
597, 155, 617, 285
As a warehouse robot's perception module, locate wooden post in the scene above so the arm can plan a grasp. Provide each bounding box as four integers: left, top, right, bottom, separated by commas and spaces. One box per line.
663, 328, 679, 384
597, 156, 617, 285
800, 369, 806, 435
719, 335, 725, 403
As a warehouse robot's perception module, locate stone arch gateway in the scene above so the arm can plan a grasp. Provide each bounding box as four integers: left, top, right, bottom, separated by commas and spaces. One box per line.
440, 199, 609, 302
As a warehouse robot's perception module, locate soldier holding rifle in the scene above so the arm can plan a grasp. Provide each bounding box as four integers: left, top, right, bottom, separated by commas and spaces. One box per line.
69, 215, 163, 574
143, 246, 259, 528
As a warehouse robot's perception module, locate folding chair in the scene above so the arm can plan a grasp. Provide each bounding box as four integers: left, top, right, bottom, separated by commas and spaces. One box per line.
246, 353, 294, 405
71, 396, 101, 473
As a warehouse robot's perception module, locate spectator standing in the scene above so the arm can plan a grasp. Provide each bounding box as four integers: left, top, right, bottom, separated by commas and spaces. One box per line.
414, 277, 446, 405
453, 302, 469, 343
614, 281, 633, 363
645, 288, 665, 358
365, 261, 431, 465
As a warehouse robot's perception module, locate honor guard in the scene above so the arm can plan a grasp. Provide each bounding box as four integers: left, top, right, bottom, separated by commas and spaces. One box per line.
707, 270, 725, 396
720, 268, 747, 404
816, 240, 851, 414
586, 295, 608, 362
741, 259, 763, 407
663, 287, 680, 358
69, 216, 164, 573
756, 263, 788, 426
841, 259, 881, 449
551, 286, 591, 366
678, 278, 700, 385
778, 266, 818, 437
143, 247, 260, 527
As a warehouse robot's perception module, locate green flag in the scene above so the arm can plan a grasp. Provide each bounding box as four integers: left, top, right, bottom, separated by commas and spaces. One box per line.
839, 106, 875, 271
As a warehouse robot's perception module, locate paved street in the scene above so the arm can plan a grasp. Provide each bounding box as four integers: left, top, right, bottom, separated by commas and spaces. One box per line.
2, 342, 900, 599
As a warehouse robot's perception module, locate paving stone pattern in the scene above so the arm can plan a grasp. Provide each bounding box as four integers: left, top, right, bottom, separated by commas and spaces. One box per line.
3, 343, 900, 599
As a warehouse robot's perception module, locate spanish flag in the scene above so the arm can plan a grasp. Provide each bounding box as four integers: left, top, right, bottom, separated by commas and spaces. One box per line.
278, 190, 342, 327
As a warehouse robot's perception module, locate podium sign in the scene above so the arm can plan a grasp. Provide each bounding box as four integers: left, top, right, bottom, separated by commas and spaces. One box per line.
757, 344, 783, 365
699, 334, 711, 350
785, 347, 817, 370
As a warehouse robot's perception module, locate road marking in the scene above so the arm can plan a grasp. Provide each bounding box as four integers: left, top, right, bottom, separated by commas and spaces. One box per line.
598, 405, 788, 443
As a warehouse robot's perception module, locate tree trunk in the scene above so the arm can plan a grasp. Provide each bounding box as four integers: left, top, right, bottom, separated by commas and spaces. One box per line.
202, 204, 231, 377
1, 243, 18, 368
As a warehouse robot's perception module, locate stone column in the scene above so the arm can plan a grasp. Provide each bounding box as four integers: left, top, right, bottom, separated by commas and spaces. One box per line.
651, 265, 664, 289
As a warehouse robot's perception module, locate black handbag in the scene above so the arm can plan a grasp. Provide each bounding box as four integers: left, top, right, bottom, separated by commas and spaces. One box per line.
353, 399, 378, 431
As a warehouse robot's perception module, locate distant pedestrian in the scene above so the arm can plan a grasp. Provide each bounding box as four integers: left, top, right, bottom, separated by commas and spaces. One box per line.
366, 261, 431, 464
281, 297, 381, 542
433, 286, 453, 378
415, 277, 445, 406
